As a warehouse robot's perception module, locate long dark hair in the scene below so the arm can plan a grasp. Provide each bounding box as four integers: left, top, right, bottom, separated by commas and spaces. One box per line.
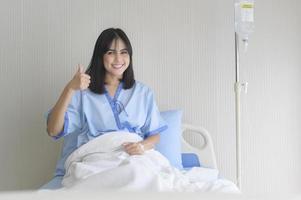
86, 28, 135, 94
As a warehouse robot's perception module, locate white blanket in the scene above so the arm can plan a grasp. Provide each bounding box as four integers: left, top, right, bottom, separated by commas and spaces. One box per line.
61, 131, 240, 193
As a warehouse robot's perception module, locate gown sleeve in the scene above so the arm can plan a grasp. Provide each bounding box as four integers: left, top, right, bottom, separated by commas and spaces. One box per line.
45, 90, 83, 140
141, 88, 168, 138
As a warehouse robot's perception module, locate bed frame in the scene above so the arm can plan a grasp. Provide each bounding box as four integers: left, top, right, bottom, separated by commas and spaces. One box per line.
181, 124, 217, 169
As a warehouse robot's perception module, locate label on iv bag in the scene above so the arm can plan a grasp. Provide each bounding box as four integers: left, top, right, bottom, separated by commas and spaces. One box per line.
240, 3, 254, 22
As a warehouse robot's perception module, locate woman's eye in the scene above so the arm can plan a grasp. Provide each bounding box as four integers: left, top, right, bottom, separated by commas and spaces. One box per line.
121, 51, 128, 54
106, 51, 113, 55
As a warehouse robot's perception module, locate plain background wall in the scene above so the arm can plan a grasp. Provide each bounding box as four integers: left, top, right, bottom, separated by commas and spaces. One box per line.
0, 0, 300, 195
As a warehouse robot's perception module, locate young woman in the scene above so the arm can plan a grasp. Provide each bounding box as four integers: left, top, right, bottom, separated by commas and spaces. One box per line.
46, 28, 167, 176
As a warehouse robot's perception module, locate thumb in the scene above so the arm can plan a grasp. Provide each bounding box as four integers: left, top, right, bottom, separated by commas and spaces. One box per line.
77, 64, 84, 74
122, 142, 131, 146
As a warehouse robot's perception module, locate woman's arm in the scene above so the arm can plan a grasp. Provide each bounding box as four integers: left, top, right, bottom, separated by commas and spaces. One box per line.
123, 134, 160, 155
47, 65, 90, 137
47, 85, 75, 136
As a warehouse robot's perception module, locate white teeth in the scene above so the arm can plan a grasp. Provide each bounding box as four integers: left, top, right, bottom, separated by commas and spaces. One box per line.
112, 64, 123, 69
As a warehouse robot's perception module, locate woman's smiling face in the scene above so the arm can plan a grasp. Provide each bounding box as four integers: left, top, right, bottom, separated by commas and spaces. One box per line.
103, 38, 130, 79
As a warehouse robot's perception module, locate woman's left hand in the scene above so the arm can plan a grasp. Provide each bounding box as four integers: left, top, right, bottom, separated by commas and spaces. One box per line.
122, 142, 145, 155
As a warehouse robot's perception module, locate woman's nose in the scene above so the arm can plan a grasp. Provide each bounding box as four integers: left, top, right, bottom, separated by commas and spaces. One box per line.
114, 53, 122, 62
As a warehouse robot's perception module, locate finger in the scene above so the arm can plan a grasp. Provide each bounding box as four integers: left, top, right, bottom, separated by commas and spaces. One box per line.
124, 146, 134, 153
83, 74, 91, 79
79, 80, 90, 89
128, 149, 143, 155
81, 83, 89, 89
83, 80, 91, 86
125, 148, 136, 155
80, 74, 91, 80
123, 143, 136, 149
122, 142, 132, 147
79, 75, 91, 84
77, 64, 84, 74
123, 144, 131, 152
83, 81, 91, 87
126, 144, 140, 152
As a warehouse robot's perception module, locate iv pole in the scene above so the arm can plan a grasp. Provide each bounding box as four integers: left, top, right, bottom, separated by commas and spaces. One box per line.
234, 29, 248, 192
234, 0, 254, 191
234, 32, 242, 190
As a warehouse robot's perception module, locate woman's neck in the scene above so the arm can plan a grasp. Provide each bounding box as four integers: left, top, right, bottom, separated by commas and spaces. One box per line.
104, 75, 121, 86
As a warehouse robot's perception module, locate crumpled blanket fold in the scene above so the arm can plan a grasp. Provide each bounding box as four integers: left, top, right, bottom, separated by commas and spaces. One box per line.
61, 131, 240, 193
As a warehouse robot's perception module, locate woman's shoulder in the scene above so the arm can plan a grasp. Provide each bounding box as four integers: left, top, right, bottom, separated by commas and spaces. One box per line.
132, 81, 156, 98
133, 81, 153, 93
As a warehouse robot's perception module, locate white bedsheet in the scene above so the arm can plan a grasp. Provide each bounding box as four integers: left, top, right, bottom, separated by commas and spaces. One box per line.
60, 131, 239, 193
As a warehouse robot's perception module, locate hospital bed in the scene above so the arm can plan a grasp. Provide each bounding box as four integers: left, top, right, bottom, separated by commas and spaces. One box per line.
0, 123, 247, 200
39, 123, 219, 190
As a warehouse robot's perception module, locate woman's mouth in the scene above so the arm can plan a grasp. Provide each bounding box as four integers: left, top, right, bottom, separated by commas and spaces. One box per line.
112, 64, 124, 69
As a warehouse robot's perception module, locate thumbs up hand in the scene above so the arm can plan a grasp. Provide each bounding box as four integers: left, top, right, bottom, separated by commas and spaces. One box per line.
67, 64, 91, 91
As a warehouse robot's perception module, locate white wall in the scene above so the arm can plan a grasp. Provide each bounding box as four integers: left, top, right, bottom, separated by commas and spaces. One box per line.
0, 0, 300, 195
240, 0, 301, 194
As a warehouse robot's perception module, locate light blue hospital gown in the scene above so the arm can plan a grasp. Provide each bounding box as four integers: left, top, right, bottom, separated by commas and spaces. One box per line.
46, 81, 167, 176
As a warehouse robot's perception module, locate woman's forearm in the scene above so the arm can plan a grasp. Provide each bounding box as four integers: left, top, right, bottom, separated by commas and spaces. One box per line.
47, 84, 75, 136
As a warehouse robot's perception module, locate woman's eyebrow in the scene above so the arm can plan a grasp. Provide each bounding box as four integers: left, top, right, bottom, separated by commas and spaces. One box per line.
107, 48, 128, 52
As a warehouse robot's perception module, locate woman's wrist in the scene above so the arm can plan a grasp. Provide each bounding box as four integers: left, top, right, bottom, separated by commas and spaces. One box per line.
139, 140, 154, 152
138, 142, 145, 153
140, 134, 159, 151
66, 82, 76, 93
